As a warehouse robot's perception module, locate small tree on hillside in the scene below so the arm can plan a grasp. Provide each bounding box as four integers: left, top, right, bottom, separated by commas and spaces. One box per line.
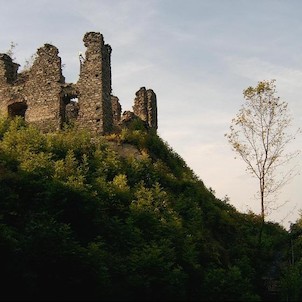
5, 41, 17, 61
225, 79, 300, 244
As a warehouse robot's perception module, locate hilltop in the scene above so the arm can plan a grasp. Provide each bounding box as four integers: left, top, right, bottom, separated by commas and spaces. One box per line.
0, 117, 298, 301
0, 31, 301, 301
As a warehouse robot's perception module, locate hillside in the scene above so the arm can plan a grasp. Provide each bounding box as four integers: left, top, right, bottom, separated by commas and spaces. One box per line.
0, 117, 298, 301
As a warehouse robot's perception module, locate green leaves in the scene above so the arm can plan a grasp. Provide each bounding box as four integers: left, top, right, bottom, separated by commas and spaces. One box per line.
0, 116, 290, 301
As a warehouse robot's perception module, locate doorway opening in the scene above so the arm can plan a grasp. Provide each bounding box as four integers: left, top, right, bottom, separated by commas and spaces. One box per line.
61, 94, 79, 127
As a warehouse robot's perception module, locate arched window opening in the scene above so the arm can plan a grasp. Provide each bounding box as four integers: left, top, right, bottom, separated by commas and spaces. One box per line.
8, 102, 28, 119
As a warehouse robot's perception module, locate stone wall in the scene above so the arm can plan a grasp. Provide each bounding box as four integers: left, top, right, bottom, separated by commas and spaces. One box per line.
0, 44, 64, 131
0, 54, 22, 119
26, 44, 64, 131
76, 32, 113, 134
0, 53, 19, 84
0, 32, 158, 135
111, 95, 121, 127
133, 87, 158, 130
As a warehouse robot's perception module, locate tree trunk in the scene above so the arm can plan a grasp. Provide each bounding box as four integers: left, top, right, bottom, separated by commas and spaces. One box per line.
258, 179, 265, 246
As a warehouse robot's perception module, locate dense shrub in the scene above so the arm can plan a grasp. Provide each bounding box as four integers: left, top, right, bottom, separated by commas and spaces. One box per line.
0, 118, 290, 301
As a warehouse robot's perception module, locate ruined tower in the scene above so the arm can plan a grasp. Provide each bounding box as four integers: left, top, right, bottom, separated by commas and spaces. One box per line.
133, 87, 158, 130
76, 32, 113, 134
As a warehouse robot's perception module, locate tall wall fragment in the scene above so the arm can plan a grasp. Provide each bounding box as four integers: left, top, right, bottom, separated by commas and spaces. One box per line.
111, 95, 121, 127
76, 32, 113, 134
133, 87, 158, 130
0, 54, 19, 116
26, 44, 65, 131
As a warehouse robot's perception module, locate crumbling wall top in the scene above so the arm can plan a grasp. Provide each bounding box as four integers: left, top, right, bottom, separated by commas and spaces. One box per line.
82, 32, 112, 61
30, 43, 64, 84
37, 44, 59, 57
83, 32, 104, 47
0, 53, 20, 83
0, 53, 14, 62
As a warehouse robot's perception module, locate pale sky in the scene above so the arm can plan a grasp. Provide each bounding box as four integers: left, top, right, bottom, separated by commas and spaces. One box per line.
1, 0, 302, 229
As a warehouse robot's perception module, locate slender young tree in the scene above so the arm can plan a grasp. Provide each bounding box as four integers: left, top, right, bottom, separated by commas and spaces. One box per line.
226, 79, 300, 244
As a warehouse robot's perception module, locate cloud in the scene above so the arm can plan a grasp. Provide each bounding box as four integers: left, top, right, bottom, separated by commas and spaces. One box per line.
226, 56, 302, 97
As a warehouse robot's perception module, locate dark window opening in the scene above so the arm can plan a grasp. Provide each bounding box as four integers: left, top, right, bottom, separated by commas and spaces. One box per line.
61, 96, 79, 127
8, 102, 28, 119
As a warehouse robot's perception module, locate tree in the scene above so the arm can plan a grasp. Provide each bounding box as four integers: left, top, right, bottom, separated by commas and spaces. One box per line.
5, 41, 17, 61
226, 80, 300, 244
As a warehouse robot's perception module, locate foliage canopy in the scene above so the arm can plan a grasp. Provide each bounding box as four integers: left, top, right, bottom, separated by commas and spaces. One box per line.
0, 116, 296, 301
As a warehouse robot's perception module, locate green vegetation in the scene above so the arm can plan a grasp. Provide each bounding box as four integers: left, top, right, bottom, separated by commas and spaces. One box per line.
0, 117, 298, 301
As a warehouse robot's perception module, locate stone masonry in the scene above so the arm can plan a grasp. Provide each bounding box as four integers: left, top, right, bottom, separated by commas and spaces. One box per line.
0, 32, 158, 134
111, 95, 121, 128
133, 87, 158, 130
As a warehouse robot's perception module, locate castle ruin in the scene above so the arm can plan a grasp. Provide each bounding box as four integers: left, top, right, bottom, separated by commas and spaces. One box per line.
0, 32, 158, 134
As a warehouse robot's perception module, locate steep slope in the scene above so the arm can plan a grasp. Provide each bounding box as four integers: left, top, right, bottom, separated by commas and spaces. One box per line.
0, 117, 289, 301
